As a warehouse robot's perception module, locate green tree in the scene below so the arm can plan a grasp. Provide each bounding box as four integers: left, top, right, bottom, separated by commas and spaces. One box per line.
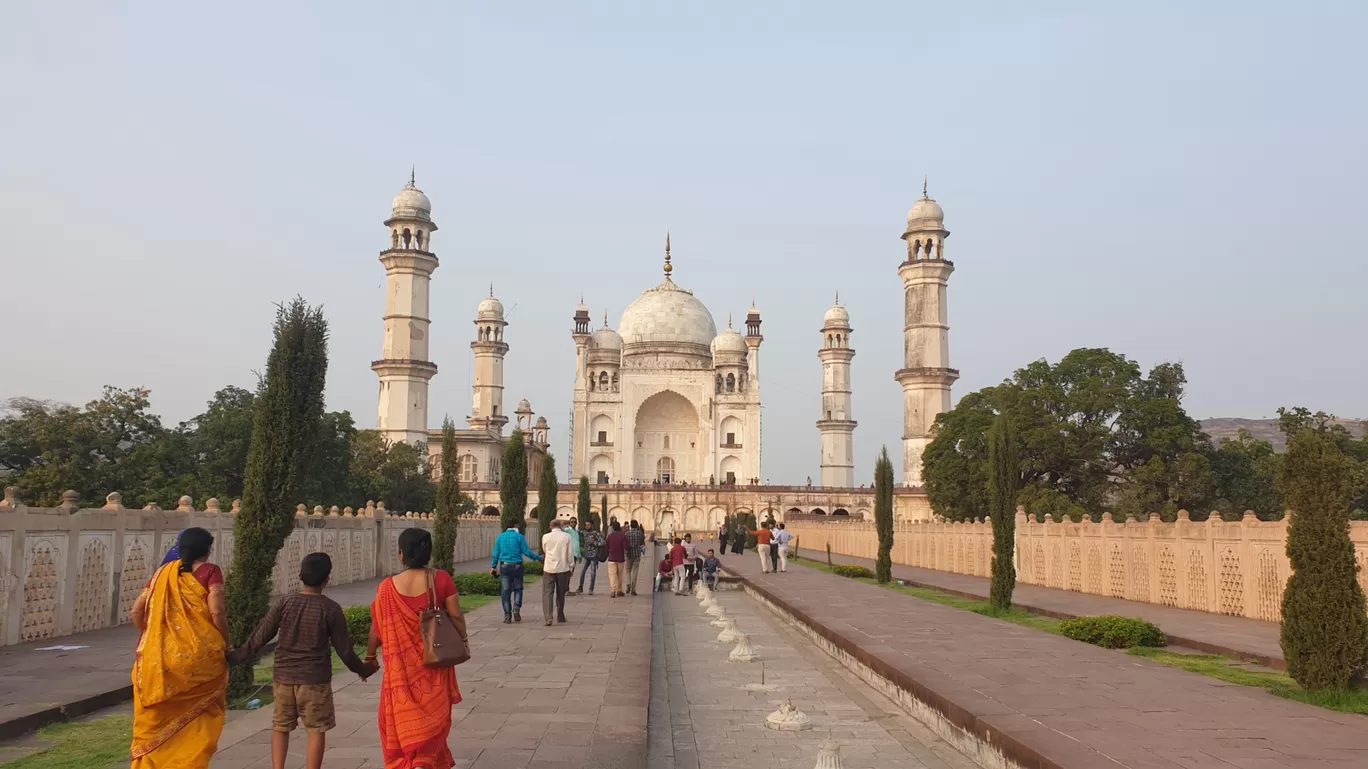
535, 452, 559, 547
925, 349, 1215, 521
226, 299, 329, 695
1277, 428, 1368, 691
1208, 429, 1282, 518
183, 386, 257, 502
431, 418, 462, 573
873, 447, 894, 584
987, 411, 1020, 611
576, 476, 591, 526
347, 431, 433, 513
499, 430, 528, 531
600, 494, 609, 533
300, 410, 360, 507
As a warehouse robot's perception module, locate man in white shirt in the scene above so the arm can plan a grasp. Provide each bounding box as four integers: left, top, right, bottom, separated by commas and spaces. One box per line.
682, 534, 701, 591
541, 520, 575, 626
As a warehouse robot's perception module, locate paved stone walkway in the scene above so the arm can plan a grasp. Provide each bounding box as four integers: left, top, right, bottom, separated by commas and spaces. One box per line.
723, 553, 1368, 769
649, 583, 978, 769
212, 563, 652, 769
0, 558, 491, 739
781, 547, 1284, 666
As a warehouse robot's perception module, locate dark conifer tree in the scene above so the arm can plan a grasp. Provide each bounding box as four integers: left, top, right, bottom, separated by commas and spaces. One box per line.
987, 410, 1020, 611
432, 417, 462, 573
499, 430, 528, 532
874, 447, 895, 583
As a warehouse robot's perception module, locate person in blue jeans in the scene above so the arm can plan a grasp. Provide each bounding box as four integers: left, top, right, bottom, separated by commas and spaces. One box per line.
490, 524, 542, 624
574, 522, 605, 595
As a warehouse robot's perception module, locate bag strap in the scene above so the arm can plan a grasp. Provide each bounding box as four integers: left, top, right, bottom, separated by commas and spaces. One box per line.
425, 569, 438, 612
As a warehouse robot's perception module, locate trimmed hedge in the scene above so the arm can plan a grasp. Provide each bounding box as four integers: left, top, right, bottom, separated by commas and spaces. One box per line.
831, 564, 875, 580
343, 606, 371, 647
453, 572, 502, 596
1059, 615, 1166, 649
523, 561, 544, 576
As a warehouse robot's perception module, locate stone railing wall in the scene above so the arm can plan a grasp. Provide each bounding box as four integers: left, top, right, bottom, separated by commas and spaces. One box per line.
785, 510, 1368, 623
0, 488, 534, 647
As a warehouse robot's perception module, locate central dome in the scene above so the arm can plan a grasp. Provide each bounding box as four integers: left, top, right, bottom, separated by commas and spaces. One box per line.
618, 278, 717, 357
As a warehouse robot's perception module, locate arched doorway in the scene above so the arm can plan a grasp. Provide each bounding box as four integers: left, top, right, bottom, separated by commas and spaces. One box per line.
786, 507, 803, 517
657, 509, 676, 537
480, 505, 499, 517
811, 508, 827, 516
635, 390, 699, 483
833, 508, 850, 517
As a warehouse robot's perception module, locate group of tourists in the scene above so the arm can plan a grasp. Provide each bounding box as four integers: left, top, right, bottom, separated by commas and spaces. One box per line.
717, 520, 792, 573
490, 516, 649, 626
129, 526, 467, 769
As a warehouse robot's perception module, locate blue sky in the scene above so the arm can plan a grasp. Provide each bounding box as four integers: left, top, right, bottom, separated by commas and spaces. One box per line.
2, 1, 1364, 484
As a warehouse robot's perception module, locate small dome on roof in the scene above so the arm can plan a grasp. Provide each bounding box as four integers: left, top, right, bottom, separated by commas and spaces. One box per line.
711, 323, 748, 355
823, 303, 850, 326
391, 178, 432, 221
516, 398, 532, 413
477, 291, 504, 320
906, 196, 944, 226
591, 325, 622, 350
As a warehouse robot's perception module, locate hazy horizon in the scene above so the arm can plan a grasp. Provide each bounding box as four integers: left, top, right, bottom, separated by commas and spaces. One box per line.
3, 1, 1365, 484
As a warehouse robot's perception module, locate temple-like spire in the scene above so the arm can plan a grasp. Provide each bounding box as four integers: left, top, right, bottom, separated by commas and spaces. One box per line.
728, 312, 733, 329
664, 231, 673, 277
834, 290, 840, 305
410, 165, 416, 187
489, 283, 494, 298
922, 175, 928, 199
603, 310, 609, 327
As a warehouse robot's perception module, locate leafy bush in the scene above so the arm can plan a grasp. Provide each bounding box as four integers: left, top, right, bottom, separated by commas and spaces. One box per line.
523, 560, 543, 576
1059, 615, 1166, 649
453, 572, 502, 596
343, 606, 371, 647
831, 564, 875, 580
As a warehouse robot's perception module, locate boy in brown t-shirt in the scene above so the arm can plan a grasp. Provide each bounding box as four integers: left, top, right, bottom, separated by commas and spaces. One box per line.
229, 552, 377, 769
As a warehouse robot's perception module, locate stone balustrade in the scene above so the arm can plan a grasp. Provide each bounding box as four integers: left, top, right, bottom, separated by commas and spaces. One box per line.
786, 509, 1368, 623
0, 487, 535, 647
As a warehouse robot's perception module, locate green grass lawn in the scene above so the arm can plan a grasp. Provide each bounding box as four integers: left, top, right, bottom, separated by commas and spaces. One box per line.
791, 558, 1368, 715
0, 716, 131, 769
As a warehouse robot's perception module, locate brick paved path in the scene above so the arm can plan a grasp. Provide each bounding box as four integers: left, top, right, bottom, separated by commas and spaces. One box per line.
649, 584, 978, 769
723, 553, 1368, 769
788, 548, 1284, 666
212, 563, 651, 769
0, 558, 492, 740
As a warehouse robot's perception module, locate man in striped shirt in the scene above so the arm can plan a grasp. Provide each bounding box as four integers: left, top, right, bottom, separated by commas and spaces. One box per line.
623, 520, 646, 596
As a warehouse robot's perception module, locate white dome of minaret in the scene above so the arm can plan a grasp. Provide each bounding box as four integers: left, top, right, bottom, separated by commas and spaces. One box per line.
477, 285, 505, 320
391, 168, 432, 221
906, 176, 944, 227
823, 293, 850, 326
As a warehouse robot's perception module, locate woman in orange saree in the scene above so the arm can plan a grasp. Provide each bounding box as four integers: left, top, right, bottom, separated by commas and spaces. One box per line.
129, 527, 229, 769
367, 528, 466, 769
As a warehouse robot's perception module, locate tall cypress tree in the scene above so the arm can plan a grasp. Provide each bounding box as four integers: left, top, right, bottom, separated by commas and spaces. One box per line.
1278, 429, 1368, 690
577, 476, 591, 527
226, 299, 329, 694
987, 410, 1020, 612
432, 417, 461, 573
874, 446, 895, 583
499, 429, 528, 532
601, 494, 609, 533
535, 452, 559, 547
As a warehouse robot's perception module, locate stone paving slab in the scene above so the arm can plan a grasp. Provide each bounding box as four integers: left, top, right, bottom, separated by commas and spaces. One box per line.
785, 547, 1285, 667
213, 561, 652, 768
0, 558, 493, 740
722, 553, 1368, 769
649, 579, 979, 769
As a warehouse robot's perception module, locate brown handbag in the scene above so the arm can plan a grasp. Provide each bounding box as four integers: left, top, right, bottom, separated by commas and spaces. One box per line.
420, 569, 470, 668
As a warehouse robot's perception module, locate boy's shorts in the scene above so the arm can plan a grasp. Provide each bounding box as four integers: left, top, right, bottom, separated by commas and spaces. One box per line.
272, 683, 335, 733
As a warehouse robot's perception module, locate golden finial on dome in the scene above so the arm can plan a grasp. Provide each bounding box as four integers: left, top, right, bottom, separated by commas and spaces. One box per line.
922, 175, 928, 199
664, 231, 673, 276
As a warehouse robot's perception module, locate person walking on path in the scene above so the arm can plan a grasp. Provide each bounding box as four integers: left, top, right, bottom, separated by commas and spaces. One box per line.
229, 553, 377, 769
573, 520, 605, 595
565, 516, 582, 576
366, 528, 467, 769
682, 533, 700, 591
767, 522, 781, 572
624, 520, 646, 595
732, 522, 747, 555
717, 523, 730, 556
605, 521, 628, 597
773, 523, 793, 573
748, 523, 775, 573
490, 523, 542, 623
541, 520, 574, 625
129, 528, 228, 769
669, 537, 689, 594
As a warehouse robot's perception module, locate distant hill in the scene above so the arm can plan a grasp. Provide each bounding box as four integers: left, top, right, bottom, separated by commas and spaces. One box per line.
1200, 417, 1367, 453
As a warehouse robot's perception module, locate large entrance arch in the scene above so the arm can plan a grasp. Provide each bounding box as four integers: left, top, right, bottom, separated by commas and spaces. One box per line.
634, 390, 700, 484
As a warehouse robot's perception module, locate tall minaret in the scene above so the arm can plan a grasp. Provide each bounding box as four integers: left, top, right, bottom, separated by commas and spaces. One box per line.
818, 295, 856, 487
373, 172, 439, 445
895, 180, 959, 487
468, 286, 510, 434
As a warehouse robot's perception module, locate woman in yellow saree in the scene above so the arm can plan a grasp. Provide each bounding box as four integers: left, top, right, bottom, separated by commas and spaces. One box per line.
129, 527, 229, 768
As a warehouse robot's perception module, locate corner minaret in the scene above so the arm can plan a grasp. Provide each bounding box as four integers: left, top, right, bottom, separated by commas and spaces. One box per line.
818, 295, 856, 487
895, 180, 959, 487
468, 286, 510, 434
373, 172, 439, 445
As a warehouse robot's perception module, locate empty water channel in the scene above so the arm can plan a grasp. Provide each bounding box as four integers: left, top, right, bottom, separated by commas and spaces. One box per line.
648, 583, 980, 769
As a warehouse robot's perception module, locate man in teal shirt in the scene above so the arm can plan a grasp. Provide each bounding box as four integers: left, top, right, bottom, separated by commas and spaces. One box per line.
565, 516, 582, 561
490, 525, 542, 624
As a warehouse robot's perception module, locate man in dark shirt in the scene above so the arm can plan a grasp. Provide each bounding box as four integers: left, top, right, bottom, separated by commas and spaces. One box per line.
229, 553, 376, 769
623, 520, 646, 596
